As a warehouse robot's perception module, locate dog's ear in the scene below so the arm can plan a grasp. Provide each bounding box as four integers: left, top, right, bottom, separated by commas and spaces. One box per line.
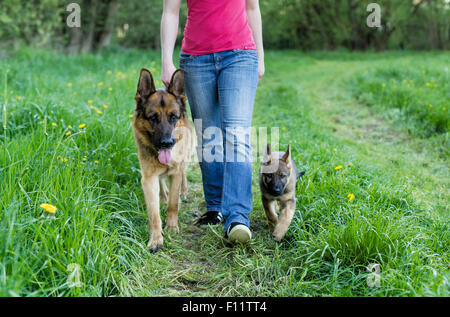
281, 144, 291, 164
136, 68, 156, 102
262, 143, 272, 165
168, 69, 184, 98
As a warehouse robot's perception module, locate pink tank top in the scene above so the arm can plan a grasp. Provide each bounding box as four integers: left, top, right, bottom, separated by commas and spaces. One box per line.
181, 0, 256, 55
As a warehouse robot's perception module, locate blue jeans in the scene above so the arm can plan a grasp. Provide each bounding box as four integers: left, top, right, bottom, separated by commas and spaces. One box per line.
179, 49, 258, 232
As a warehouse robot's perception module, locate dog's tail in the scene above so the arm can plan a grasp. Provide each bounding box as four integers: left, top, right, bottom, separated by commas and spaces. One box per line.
297, 170, 306, 180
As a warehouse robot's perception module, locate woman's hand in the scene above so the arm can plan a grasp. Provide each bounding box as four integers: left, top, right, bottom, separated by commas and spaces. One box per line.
161, 62, 177, 88
258, 57, 265, 82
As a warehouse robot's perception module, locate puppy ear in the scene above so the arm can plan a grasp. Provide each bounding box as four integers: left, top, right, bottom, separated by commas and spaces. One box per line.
136, 68, 155, 101
263, 143, 272, 164
281, 144, 291, 163
168, 69, 184, 98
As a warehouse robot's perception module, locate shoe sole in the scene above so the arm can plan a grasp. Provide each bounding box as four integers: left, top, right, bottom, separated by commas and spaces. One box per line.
228, 225, 252, 243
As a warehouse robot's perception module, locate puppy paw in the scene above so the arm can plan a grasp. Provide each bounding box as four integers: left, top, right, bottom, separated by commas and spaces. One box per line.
165, 223, 179, 234
272, 227, 287, 242
147, 234, 164, 253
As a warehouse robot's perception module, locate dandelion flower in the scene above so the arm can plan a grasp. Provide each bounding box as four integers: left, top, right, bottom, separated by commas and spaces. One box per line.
94, 160, 99, 164
89, 105, 95, 109
348, 162, 353, 167
335, 165, 343, 171
78, 124, 86, 129
68, 125, 72, 130
282, 127, 286, 131
102, 104, 108, 109
52, 122, 57, 127
425, 82, 431, 87
129, 114, 134, 118
67, 82, 72, 87
333, 148, 337, 152
88, 100, 93, 104
96, 110, 103, 115
66, 131, 71, 136
40, 203, 57, 214
108, 87, 112, 92
348, 193, 355, 202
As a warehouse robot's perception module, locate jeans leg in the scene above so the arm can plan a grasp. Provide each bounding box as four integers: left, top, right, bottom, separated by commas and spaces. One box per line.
180, 55, 223, 213
217, 50, 259, 231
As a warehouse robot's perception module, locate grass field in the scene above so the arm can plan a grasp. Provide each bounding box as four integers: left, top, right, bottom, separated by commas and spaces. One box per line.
0, 48, 448, 296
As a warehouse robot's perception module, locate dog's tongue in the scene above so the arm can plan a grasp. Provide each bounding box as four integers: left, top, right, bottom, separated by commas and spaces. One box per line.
158, 149, 172, 164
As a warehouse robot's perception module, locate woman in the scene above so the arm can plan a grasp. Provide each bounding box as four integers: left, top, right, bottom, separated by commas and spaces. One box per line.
160, 0, 264, 243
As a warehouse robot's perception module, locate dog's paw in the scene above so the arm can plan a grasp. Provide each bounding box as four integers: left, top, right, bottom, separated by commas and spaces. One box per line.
165, 224, 179, 234
272, 227, 286, 242
147, 235, 164, 253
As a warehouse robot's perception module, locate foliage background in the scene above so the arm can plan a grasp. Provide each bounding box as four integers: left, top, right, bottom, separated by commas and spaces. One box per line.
0, 0, 448, 53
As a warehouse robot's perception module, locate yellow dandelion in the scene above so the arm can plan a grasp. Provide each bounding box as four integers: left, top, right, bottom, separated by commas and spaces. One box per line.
52, 122, 57, 127
88, 100, 93, 104
66, 131, 71, 136
78, 124, 86, 129
67, 82, 72, 87
98, 82, 104, 86
333, 148, 337, 152
102, 104, 108, 109
348, 162, 353, 167
67, 125, 72, 130
40, 203, 57, 214
348, 193, 355, 202
425, 82, 431, 87
282, 127, 286, 131
335, 165, 343, 171
108, 87, 112, 92
129, 114, 134, 118
94, 160, 99, 164
89, 105, 95, 109
96, 110, 103, 115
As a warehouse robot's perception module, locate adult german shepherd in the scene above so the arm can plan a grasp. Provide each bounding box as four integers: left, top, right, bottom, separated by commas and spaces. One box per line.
132, 68, 194, 252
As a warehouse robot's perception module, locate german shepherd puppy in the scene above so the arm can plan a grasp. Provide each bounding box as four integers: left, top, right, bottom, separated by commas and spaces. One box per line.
259, 144, 304, 242
132, 68, 194, 252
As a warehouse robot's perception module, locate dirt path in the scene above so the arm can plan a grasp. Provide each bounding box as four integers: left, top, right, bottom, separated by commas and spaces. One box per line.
298, 59, 448, 215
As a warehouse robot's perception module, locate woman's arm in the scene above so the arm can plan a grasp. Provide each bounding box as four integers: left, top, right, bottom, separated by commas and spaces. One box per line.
246, 0, 265, 82
161, 0, 181, 87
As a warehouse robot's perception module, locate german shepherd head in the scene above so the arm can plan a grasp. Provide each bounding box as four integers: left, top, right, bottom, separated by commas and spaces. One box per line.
134, 68, 186, 164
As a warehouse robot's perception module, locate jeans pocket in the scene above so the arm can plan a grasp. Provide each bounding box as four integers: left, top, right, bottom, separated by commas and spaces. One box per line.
180, 51, 197, 63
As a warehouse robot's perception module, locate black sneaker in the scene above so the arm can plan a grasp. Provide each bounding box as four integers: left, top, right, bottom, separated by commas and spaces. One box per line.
226, 222, 252, 243
194, 211, 223, 226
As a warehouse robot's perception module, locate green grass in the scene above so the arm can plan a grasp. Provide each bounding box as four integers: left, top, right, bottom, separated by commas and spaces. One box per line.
0, 47, 448, 296
351, 58, 449, 137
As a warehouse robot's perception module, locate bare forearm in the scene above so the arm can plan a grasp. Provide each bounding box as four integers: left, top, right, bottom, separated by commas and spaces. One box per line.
161, 0, 181, 86
246, 2, 264, 60
161, 11, 179, 67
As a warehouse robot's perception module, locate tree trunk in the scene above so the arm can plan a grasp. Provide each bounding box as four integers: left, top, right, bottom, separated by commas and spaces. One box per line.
67, 27, 82, 54
97, 0, 120, 52
80, 0, 98, 54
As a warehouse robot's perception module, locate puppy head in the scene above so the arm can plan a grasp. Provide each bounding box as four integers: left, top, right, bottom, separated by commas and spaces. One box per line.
133, 68, 186, 164
260, 144, 292, 196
